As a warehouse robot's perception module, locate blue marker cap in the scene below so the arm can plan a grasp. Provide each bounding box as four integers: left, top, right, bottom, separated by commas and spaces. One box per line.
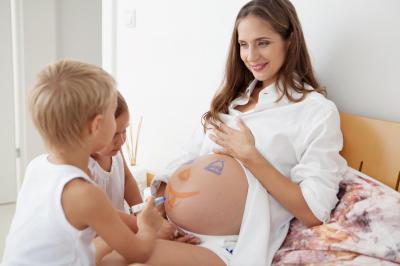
154, 196, 166, 205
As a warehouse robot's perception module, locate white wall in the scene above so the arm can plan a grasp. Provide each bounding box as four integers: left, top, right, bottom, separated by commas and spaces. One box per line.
116, 0, 248, 172
291, 0, 400, 122
56, 0, 102, 66
12, 0, 102, 180
116, 0, 400, 173
20, 0, 57, 173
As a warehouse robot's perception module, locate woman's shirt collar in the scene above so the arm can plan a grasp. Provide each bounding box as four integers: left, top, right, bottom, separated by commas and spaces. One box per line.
229, 79, 285, 113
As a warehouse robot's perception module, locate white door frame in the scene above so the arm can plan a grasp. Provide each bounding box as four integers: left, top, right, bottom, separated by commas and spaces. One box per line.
0, 0, 22, 204
11, 0, 27, 191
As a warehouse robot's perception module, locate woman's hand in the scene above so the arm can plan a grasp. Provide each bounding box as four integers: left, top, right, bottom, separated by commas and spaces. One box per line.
155, 219, 176, 240
157, 219, 201, 244
209, 118, 257, 162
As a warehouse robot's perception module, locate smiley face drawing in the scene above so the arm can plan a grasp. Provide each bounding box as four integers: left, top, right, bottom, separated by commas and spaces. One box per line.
165, 159, 225, 209
165, 167, 199, 209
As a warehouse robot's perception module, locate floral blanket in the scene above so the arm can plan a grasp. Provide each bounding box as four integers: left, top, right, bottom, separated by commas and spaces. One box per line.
273, 168, 400, 265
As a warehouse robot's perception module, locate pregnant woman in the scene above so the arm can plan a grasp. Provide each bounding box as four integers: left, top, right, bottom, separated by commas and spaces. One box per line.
151, 0, 346, 265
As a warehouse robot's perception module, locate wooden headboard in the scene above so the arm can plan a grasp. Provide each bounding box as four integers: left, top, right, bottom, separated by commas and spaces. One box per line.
340, 112, 400, 191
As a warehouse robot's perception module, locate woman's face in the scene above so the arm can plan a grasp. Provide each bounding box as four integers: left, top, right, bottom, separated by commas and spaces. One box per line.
238, 15, 289, 88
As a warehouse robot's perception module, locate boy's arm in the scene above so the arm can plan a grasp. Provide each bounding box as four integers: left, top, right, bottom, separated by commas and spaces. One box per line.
62, 178, 159, 263
122, 153, 143, 206
117, 210, 138, 232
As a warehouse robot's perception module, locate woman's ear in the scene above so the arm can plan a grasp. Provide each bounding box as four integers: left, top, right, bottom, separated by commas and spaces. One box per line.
88, 114, 103, 135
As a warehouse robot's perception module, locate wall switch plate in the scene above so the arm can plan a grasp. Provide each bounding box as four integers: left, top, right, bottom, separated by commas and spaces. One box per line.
125, 9, 136, 28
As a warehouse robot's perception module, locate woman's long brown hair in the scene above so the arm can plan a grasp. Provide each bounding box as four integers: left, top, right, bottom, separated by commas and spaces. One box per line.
202, 0, 325, 130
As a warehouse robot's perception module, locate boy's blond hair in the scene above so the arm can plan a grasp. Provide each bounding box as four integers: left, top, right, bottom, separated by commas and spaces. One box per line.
29, 59, 117, 149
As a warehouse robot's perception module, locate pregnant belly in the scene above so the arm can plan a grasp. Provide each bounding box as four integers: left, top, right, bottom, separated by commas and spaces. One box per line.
165, 154, 248, 235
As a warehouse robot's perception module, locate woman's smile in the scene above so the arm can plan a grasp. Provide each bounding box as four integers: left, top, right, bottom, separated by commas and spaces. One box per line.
250, 62, 268, 72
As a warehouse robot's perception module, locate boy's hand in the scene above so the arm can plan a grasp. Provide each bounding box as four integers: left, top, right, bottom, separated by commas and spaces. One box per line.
136, 197, 163, 234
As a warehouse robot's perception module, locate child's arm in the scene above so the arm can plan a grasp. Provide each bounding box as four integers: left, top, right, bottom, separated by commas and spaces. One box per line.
117, 210, 138, 232
122, 153, 143, 206
62, 178, 163, 263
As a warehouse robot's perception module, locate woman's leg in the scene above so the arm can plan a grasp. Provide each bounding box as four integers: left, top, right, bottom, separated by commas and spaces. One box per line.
99, 239, 226, 266
147, 239, 225, 266
93, 237, 113, 265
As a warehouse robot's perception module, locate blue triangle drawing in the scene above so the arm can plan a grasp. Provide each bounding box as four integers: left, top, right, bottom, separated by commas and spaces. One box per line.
204, 159, 224, 175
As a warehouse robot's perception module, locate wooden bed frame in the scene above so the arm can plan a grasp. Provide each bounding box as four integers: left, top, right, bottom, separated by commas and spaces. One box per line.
340, 112, 400, 192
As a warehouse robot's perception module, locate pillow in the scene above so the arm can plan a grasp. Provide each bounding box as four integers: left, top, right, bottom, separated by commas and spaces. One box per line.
273, 168, 400, 265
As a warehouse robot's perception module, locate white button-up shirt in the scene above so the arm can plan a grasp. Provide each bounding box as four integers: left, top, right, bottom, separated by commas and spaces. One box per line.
153, 79, 347, 264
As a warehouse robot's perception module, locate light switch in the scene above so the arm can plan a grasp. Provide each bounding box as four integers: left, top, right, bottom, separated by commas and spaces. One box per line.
125, 9, 136, 28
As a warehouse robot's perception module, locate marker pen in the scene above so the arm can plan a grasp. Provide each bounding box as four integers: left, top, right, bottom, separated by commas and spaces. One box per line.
129, 196, 166, 214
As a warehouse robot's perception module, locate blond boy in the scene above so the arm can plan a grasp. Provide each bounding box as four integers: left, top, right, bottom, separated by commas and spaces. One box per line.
2, 60, 163, 265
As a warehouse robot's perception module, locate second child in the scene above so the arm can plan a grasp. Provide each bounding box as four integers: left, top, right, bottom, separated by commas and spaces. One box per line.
89, 91, 142, 211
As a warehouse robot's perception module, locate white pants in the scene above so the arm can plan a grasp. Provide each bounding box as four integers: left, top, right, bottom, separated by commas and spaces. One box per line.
178, 227, 238, 265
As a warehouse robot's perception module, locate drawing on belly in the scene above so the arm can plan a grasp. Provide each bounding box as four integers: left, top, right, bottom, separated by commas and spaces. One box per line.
178, 168, 191, 181
204, 159, 224, 175
165, 184, 199, 209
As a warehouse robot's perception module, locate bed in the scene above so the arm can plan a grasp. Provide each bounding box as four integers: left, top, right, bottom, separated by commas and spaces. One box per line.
272, 113, 400, 265
101, 113, 400, 265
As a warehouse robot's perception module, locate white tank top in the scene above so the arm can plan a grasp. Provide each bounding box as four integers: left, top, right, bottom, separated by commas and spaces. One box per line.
88, 151, 125, 211
2, 154, 96, 266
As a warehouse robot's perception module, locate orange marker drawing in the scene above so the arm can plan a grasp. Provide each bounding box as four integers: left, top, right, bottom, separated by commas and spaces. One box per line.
178, 168, 191, 181
165, 184, 199, 209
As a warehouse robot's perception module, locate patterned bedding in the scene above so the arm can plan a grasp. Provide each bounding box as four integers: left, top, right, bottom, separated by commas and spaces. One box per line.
273, 168, 400, 265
